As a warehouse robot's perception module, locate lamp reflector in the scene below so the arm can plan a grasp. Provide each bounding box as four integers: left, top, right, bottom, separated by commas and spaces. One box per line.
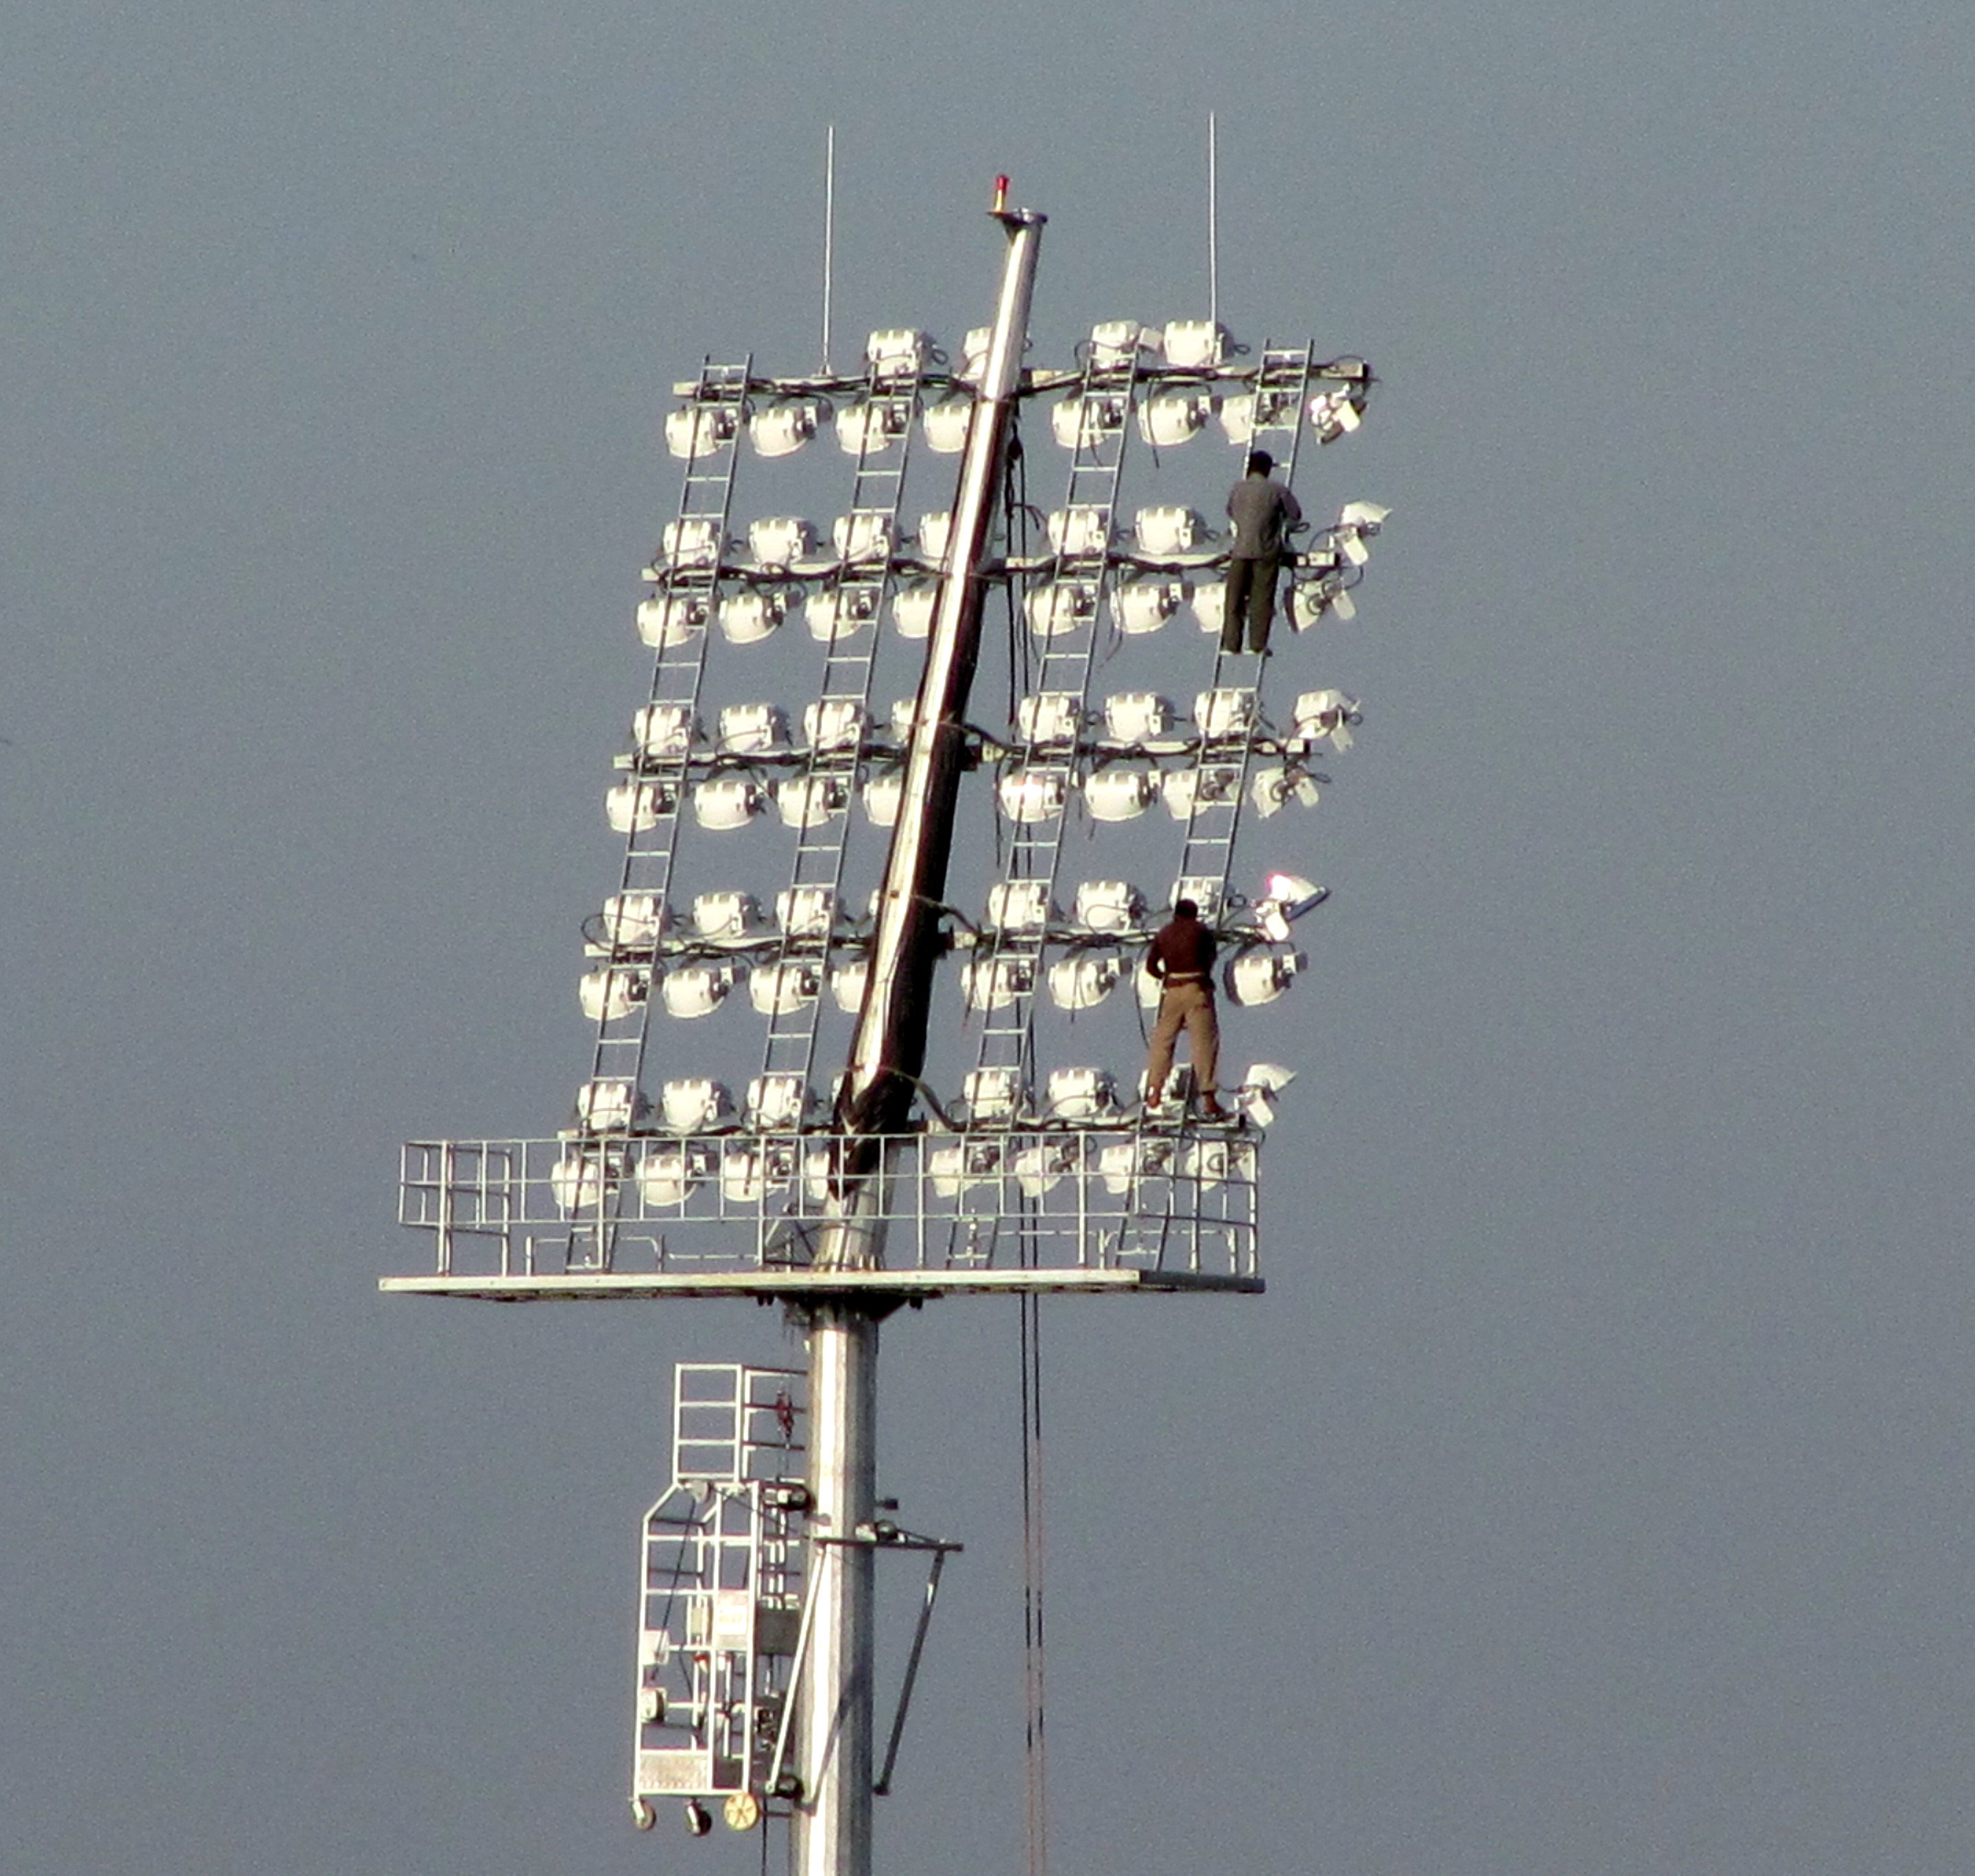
1134, 505, 1204, 555
1083, 768, 1158, 821
662, 962, 741, 1019
922, 398, 972, 454
746, 1074, 813, 1129
1025, 581, 1098, 638
693, 778, 765, 832
1102, 691, 1175, 744
776, 887, 838, 939
930, 1142, 1001, 1199
1015, 692, 1081, 746
997, 771, 1067, 823
1046, 506, 1110, 557
692, 891, 763, 939
1227, 947, 1308, 1007
607, 779, 678, 832
717, 704, 789, 754
631, 703, 698, 760
806, 588, 877, 643
1195, 687, 1258, 740
580, 966, 649, 1023
637, 1147, 702, 1207
750, 961, 821, 1015
665, 405, 737, 459
1051, 394, 1128, 450
804, 699, 870, 752
1111, 579, 1183, 635
1088, 320, 1156, 365
1073, 880, 1147, 933
749, 516, 815, 566
776, 774, 850, 828
832, 512, 895, 562
749, 400, 820, 458
1137, 392, 1214, 448
985, 880, 1053, 933
1014, 1143, 1074, 1199
660, 1080, 734, 1133
718, 590, 787, 645
861, 772, 903, 826
551, 1146, 622, 1215
1047, 951, 1123, 1010
960, 955, 1035, 1011
636, 594, 707, 649
865, 328, 933, 377
835, 399, 910, 456
1160, 320, 1230, 368
891, 584, 938, 638
598, 893, 669, 950
1046, 1067, 1118, 1121
918, 510, 955, 562
574, 1079, 645, 1133
957, 326, 993, 385
963, 1067, 1023, 1123
1171, 876, 1225, 922
659, 518, 721, 568
830, 957, 869, 1013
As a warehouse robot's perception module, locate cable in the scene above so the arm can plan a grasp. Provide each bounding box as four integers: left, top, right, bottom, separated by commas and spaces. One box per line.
1018, 1288, 1048, 1876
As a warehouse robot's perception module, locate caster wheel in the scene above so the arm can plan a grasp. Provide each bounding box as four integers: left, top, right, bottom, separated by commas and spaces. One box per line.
684, 1800, 713, 1837
724, 1791, 762, 1832
631, 1798, 656, 1832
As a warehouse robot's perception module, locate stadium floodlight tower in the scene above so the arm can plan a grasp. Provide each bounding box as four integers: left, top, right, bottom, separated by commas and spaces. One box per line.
387, 178, 1388, 1876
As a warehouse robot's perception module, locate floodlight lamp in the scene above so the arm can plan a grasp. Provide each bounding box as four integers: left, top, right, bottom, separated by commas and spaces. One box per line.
750, 960, 821, 1015
833, 512, 896, 562
608, 778, 678, 833
720, 1147, 771, 1205
806, 588, 878, 643
693, 778, 765, 832
1290, 575, 1356, 632
1307, 388, 1365, 443
1228, 947, 1308, 1007
660, 518, 722, 568
1291, 690, 1356, 741
1162, 765, 1236, 820
1014, 1143, 1075, 1200
963, 1067, 1023, 1125
830, 957, 869, 1013
1110, 579, 1183, 636
776, 774, 850, 829
748, 516, 816, 566
1083, 767, 1158, 821
804, 699, 870, 752
1188, 582, 1228, 635
961, 954, 1035, 1011
985, 879, 1053, 933
918, 510, 955, 562
717, 704, 789, 754
749, 399, 821, 458
1047, 950, 1123, 1011
637, 1147, 702, 1208
574, 1078, 645, 1133
551, 1145, 623, 1215
1073, 879, 1147, 934
718, 590, 787, 645
746, 1074, 813, 1131
1099, 1137, 1171, 1193
776, 886, 838, 939
1256, 874, 1324, 941
1160, 320, 1231, 368
997, 770, 1067, 823
1334, 500, 1389, 566
636, 594, 708, 649
1137, 392, 1214, 448
1135, 505, 1204, 557
632, 702, 698, 760
1172, 876, 1225, 922
1046, 506, 1110, 559
861, 772, 903, 826
865, 328, 933, 378
957, 326, 994, 385
1196, 687, 1258, 740
1015, 691, 1081, 747
660, 1079, 734, 1133
891, 584, 938, 639
1088, 319, 1155, 366
598, 893, 669, 951
692, 891, 764, 940
1025, 581, 1098, 638
835, 398, 910, 456
1103, 691, 1175, 745
922, 398, 972, 455
1249, 765, 1321, 819
931, 1142, 1001, 1199
664, 404, 737, 460
579, 965, 649, 1023
662, 961, 741, 1018
1047, 1066, 1118, 1121
1051, 394, 1127, 450
1180, 1138, 1238, 1190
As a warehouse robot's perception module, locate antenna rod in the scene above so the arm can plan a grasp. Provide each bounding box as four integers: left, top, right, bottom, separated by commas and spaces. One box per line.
822, 126, 836, 374
1208, 111, 1219, 331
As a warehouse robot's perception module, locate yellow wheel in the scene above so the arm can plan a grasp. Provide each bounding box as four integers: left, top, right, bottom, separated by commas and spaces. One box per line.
723, 1790, 762, 1833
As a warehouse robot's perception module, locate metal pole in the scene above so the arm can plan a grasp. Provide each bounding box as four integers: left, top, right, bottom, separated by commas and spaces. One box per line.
822, 127, 836, 376
793, 1301, 879, 1876
1207, 112, 1219, 333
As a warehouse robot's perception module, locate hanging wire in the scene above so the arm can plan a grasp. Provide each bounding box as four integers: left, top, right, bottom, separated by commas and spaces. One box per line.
1018, 1286, 1048, 1876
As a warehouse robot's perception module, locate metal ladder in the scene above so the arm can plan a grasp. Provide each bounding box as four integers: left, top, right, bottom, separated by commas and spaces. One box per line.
586, 358, 751, 1097
968, 341, 1145, 1096
754, 359, 926, 1105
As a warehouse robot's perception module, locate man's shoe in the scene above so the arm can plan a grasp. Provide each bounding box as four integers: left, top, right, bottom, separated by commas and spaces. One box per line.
1200, 1098, 1229, 1122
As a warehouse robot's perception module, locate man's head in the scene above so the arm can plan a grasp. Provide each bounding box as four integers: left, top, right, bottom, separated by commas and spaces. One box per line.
1174, 898, 1199, 920
1245, 449, 1273, 477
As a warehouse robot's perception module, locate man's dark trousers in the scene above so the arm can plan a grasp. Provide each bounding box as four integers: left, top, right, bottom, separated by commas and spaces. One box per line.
1221, 552, 1284, 653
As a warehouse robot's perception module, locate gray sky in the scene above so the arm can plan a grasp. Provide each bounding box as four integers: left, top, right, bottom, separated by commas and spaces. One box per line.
5, 3, 1974, 1872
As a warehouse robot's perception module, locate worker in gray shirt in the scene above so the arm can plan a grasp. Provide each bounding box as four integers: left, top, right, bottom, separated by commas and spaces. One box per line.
1221, 449, 1303, 653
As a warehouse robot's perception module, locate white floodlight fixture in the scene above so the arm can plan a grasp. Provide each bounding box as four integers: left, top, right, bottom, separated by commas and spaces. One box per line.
1162, 765, 1236, 820
631, 702, 698, 760
930, 1142, 1001, 1199
865, 328, 933, 378
580, 965, 649, 1023
887, 698, 918, 743
1083, 767, 1158, 822
1050, 394, 1129, 450
749, 517, 815, 566
551, 1145, 622, 1215
891, 584, 938, 639
574, 1079, 645, 1133
665, 405, 737, 459
1188, 581, 1228, 635
804, 699, 870, 752
1196, 687, 1258, 740
1088, 319, 1156, 365
1228, 946, 1309, 1007
997, 771, 1067, 823
963, 1067, 1023, 1125
749, 399, 821, 458
750, 960, 822, 1015
1234, 1062, 1295, 1129
1307, 387, 1365, 443
776, 886, 838, 939
720, 1147, 771, 1205
717, 703, 789, 754
637, 1146, 702, 1207
662, 961, 741, 1019
691, 891, 764, 940
776, 774, 850, 829
1014, 1142, 1075, 1199
922, 399, 973, 454
693, 778, 766, 832
806, 587, 878, 643
918, 510, 956, 563
636, 594, 708, 649
607, 779, 677, 833
1256, 873, 1326, 943
1249, 765, 1321, 818
1046, 507, 1110, 558
1172, 876, 1226, 922
1136, 392, 1214, 448
1047, 950, 1123, 1011
1334, 500, 1390, 566
1217, 389, 1298, 447
1046, 1066, 1118, 1121
1180, 1138, 1241, 1191
1103, 691, 1175, 745
985, 880, 1053, 933
1073, 879, 1147, 933
1110, 579, 1183, 636
960, 954, 1035, 1012
861, 772, 903, 826
1135, 505, 1205, 556
830, 957, 869, 1013
1160, 320, 1230, 369
1025, 580, 1098, 638
660, 1079, 734, 1133
1098, 1136, 1172, 1194
597, 893, 669, 951
746, 1074, 814, 1131
1291, 574, 1356, 632
835, 398, 910, 456
660, 518, 722, 568
832, 512, 895, 562
1291, 689, 1357, 745
1015, 692, 1081, 747
718, 590, 787, 645
957, 326, 994, 385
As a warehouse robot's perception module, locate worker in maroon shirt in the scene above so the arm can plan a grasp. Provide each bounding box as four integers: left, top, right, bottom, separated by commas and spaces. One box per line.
1143, 899, 1228, 1120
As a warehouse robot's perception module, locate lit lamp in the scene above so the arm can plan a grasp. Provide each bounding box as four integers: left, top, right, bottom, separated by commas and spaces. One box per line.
1255, 872, 1326, 942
